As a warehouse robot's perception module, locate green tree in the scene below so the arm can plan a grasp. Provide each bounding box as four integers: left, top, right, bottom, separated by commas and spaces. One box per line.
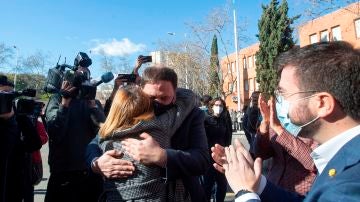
209, 34, 221, 98
256, 0, 299, 95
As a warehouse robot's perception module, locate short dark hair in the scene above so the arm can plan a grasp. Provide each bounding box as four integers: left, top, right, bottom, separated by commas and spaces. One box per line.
140, 66, 178, 89
201, 95, 213, 105
275, 41, 360, 120
0, 75, 14, 87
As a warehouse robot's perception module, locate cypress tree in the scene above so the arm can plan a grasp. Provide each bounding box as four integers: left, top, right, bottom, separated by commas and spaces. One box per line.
209, 34, 221, 97
255, 0, 299, 95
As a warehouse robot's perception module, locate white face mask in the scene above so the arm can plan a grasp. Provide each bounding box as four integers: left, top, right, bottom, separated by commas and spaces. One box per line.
213, 106, 223, 116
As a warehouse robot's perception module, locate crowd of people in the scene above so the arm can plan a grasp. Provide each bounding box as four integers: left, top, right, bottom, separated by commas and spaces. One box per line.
1, 41, 359, 202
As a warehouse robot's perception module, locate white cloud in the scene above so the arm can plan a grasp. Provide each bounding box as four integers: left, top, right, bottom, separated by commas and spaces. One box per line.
90, 38, 146, 57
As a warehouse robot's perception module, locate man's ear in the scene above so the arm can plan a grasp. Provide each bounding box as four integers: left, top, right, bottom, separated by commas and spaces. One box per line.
315, 92, 335, 118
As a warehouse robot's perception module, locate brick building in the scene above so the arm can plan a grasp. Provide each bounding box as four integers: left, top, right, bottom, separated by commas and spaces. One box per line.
299, 2, 360, 48
220, 43, 259, 111
221, 2, 360, 111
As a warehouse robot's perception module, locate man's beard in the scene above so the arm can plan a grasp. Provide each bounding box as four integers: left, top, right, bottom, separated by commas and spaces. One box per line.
294, 107, 320, 139
298, 118, 320, 139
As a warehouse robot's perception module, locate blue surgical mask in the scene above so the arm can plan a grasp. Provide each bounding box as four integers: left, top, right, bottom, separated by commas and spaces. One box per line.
199, 105, 208, 112
276, 95, 320, 137
276, 96, 302, 136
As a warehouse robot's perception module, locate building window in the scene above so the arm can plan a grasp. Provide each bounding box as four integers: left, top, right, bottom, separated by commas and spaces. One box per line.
232, 61, 236, 73
254, 77, 259, 90
249, 78, 253, 92
355, 19, 360, 38
243, 57, 247, 69
227, 63, 231, 73
332, 26, 342, 41
228, 83, 233, 92
310, 34, 318, 44
253, 55, 257, 68
248, 56, 253, 68
244, 80, 249, 91
320, 30, 329, 42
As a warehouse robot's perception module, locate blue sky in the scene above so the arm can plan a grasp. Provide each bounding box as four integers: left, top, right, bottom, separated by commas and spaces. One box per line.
0, 0, 348, 78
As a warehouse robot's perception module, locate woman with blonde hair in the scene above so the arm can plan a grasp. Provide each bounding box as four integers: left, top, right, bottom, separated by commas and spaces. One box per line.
98, 85, 195, 201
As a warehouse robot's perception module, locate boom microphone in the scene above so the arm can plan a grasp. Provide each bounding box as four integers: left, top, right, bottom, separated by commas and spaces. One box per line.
95, 72, 114, 86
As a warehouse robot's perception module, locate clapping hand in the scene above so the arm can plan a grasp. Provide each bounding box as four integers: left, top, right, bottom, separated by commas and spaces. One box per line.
222, 139, 262, 193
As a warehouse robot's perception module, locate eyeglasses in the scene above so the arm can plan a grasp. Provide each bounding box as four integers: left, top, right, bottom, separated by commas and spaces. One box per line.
274, 89, 318, 103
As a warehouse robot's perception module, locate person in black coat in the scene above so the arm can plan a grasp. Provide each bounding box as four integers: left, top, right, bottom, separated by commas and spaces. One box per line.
203, 97, 232, 202
242, 91, 261, 156
0, 75, 41, 202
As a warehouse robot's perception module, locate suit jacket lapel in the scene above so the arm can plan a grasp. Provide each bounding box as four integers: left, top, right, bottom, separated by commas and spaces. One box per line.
311, 134, 360, 189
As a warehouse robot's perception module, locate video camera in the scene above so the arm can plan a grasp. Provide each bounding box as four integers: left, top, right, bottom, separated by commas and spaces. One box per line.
44, 52, 114, 100
0, 88, 37, 114
15, 99, 45, 117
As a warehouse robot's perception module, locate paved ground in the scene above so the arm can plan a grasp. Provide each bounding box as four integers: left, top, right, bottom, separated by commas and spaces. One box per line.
34, 131, 248, 202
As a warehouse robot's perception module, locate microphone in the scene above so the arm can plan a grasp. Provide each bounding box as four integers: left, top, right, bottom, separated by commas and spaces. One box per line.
94, 72, 114, 86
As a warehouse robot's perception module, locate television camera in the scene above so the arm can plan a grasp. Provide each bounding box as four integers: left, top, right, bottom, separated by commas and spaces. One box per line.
44, 52, 114, 100
0, 88, 41, 116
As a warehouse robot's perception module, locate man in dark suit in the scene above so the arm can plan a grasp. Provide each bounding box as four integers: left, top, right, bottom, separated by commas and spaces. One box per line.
87, 66, 209, 201
211, 41, 360, 201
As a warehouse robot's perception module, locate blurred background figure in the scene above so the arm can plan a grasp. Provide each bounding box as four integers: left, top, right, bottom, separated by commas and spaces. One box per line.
242, 91, 261, 156
237, 105, 248, 132
199, 94, 212, 114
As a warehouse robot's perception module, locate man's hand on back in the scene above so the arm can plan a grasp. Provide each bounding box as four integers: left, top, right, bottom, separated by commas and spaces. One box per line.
122, 132, 167, 167
92, 150, 135, 179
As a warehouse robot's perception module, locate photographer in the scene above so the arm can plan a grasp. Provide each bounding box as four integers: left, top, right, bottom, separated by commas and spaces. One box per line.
0, 75, 41, 202
44, 52, 106, 202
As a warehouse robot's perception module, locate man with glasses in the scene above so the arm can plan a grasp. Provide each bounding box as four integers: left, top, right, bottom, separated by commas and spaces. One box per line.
211, 41, 360, 201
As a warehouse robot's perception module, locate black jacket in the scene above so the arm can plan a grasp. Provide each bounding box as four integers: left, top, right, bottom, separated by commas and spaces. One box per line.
204, 111, 232, 151
0, 114, 40, 202
45, 93, 105, 173
167, 107, 210, 202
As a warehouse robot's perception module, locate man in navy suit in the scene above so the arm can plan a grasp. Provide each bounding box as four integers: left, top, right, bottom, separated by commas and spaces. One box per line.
211, 41, 360, 202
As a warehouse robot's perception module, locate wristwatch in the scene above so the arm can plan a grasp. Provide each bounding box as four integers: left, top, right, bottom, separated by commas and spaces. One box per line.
235, 189, 253, 198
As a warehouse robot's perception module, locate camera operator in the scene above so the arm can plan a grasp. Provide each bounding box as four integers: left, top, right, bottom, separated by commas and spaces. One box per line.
0, 75, 41, 202
44, 52, 106, 202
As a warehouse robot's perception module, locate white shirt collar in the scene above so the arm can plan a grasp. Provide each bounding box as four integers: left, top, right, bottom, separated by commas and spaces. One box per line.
311, 125, 360, 174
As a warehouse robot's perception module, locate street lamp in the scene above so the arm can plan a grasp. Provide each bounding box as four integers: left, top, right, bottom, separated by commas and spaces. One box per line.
167, 32, 189, 89
233, 0, 242, 112
13, 45, 19, 91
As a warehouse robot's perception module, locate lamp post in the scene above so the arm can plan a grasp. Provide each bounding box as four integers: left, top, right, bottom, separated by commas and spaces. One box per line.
13, 45, 19, 91
233, 0, 242, 112
167, 32, 189, 89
